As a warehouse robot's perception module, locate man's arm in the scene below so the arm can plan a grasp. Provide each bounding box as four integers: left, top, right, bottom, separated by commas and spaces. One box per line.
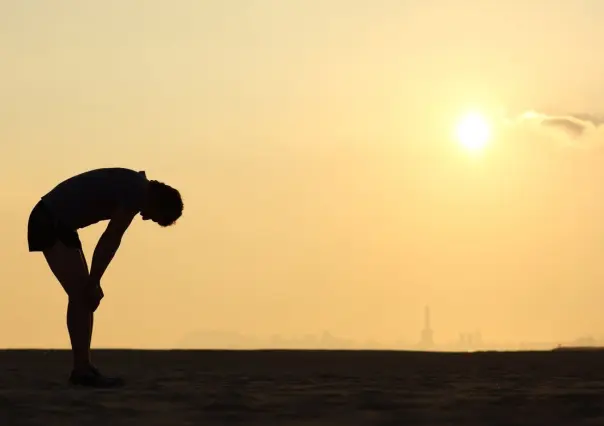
89, 207, 137, 282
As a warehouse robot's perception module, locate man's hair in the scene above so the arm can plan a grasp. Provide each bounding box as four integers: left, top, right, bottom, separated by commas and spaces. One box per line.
149, 180, 183, 227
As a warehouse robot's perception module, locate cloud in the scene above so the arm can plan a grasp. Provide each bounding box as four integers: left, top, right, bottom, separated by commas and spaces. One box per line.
569, 113, 604, 126
503, 110, 604, 150
540, 117, 586, 139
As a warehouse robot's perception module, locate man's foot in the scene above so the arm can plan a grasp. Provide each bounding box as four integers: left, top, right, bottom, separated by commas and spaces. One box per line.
69, 366, 124, 388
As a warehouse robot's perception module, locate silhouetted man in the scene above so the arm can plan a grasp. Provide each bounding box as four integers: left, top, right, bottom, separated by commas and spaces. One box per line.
27, 168, 183, 388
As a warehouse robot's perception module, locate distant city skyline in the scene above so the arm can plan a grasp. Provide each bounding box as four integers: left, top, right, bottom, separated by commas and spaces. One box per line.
176, 305, 604, 352
176, 328, 604, 352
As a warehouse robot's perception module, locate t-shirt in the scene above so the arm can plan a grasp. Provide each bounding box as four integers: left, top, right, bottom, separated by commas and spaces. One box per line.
41, 168, 149, 230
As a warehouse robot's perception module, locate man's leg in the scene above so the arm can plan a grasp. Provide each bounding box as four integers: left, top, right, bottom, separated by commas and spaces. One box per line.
77, 250, 95, 351
43, 240, 92, 372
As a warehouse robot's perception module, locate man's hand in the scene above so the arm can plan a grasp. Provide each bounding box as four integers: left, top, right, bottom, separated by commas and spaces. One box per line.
86, 277, 104, 312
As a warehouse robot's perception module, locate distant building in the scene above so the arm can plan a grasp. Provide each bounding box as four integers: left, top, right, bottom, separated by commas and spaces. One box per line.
420, 306, 434, 349
457, 330, 483, 351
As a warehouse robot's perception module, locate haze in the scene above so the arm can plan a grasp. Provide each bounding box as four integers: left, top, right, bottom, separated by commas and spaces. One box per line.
2, 0, 604, 349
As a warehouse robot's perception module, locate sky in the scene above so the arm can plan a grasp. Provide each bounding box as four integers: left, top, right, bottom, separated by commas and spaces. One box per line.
2, 0, 604, 349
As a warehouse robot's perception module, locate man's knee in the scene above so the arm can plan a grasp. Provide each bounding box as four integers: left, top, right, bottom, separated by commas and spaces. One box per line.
69, 285, 102, 313
68, 290, 93, 312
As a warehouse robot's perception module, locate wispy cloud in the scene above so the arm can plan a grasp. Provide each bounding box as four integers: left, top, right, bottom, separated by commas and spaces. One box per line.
504, 111, 604, 149
540, 117, 586, 139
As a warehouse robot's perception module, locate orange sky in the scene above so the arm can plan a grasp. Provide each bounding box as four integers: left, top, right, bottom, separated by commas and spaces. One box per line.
2, 0, 604, 349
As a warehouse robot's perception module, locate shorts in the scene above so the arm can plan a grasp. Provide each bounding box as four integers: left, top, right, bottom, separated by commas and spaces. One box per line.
27, 200, 82, 252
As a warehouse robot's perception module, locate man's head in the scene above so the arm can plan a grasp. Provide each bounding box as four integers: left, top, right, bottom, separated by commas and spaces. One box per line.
141, 180, 183, 227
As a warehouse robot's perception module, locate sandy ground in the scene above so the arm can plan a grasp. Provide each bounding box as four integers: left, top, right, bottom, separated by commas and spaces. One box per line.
2, 349, 604, 425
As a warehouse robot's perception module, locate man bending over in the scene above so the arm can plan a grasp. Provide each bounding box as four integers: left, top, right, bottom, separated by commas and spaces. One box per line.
27, 167, 183, 388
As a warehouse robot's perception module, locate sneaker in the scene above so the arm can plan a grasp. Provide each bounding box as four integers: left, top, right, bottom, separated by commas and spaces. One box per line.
69, 366, 124, 388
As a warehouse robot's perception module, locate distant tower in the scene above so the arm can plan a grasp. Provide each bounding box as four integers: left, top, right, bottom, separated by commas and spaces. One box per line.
420, 305, 434, 349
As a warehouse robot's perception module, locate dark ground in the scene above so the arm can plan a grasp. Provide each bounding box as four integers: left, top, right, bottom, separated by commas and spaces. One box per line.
2, 349, 604, 425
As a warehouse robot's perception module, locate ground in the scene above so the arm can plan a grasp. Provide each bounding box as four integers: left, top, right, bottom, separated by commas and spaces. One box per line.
1, 349, 604, 425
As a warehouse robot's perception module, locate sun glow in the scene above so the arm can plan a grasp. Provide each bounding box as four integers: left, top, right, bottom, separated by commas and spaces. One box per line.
455, 112, 492, 153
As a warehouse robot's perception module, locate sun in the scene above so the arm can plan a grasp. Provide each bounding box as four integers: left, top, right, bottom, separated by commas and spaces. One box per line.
455, 111, 492, 153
